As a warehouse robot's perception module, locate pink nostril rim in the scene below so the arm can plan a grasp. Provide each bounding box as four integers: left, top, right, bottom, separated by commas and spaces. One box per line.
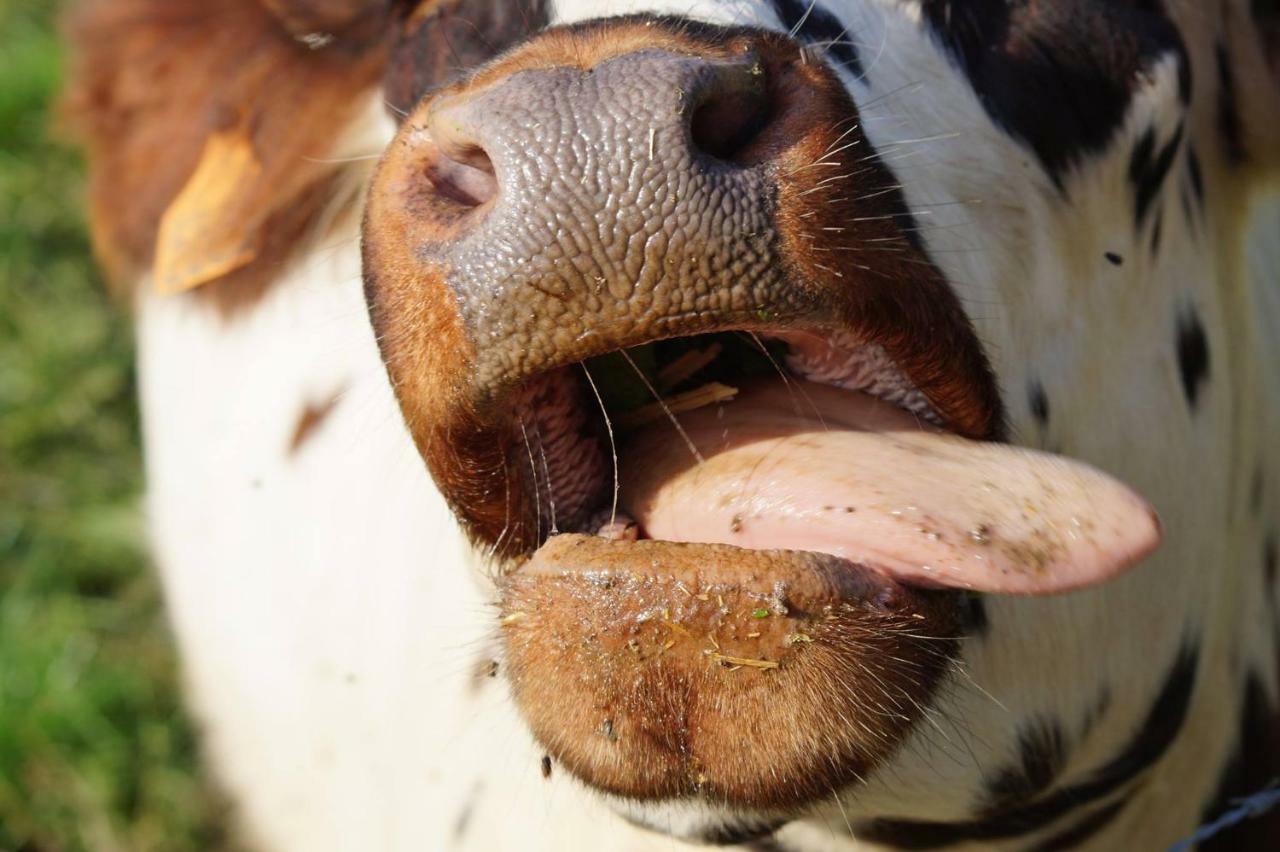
425, 146, 497, 208
425, 98, 499, 208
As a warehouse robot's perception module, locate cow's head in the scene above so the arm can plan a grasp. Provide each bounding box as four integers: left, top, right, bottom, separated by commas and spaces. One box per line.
66, 0, 1280, 846
355, 0, 1280, 844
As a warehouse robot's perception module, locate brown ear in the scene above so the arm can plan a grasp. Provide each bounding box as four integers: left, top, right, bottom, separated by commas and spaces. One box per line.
62, 0, 387, 303
153, 122, 264, 295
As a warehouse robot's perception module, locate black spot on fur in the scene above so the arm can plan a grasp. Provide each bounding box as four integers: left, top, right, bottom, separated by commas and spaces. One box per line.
1215, 42, 1247, 165
1081, 684, 1114, 739
1199, 676, 1280, 850
919, 0, 1187, 185
699, 819, 788, 846
1266, 534, 1277, 588
1180, 186, 1196, 230
540, 754, 552, 779
1130, 123, 1184, 228
745, 839, 790, 852
982, 721, 1067, 813
1176, 309, 1210, 408
857, 643, 1200, 848
1176, 44, 1193, 104
451, 782, 483, 841
1129, 128, 1156, 198
1029, 798, 1130, 851
1187, 146, 1205, 205
769, 0, 863, 76
1028, 381, 1050, 426
1105, 251, 1124, 266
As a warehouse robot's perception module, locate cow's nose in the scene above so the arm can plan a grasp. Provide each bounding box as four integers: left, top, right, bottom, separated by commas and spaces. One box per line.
424, 49, 771, 210
370, 46, 817, 403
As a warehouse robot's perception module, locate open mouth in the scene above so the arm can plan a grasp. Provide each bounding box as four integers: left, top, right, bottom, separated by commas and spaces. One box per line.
503, 326, 1159, 598
493, 324, 1159, 810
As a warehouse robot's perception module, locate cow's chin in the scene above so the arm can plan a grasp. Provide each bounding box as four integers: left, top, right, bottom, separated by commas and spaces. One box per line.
469, 326, 1161, 820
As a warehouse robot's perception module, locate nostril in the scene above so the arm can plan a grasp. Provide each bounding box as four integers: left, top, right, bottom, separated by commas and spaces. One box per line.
424, 145, 497, 208
425, 96, 499, 209
689, 68, 772, 165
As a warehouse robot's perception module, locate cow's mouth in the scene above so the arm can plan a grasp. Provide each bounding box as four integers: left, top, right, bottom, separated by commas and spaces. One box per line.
493, 325, 1160, 811
505, 327, 1157, 597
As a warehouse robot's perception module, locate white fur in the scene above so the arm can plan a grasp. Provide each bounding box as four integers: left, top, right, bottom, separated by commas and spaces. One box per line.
136, 3, 1280, 849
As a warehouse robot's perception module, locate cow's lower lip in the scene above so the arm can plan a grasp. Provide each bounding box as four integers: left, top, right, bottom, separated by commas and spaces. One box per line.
498, 533, 963, 808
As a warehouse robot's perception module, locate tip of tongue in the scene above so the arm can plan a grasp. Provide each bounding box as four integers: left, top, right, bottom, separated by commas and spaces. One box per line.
616, 380, 1161, 597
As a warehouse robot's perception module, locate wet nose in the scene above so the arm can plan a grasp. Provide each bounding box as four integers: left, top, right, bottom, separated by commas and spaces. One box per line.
425, 47, 773, 210
374, 47, 811, 402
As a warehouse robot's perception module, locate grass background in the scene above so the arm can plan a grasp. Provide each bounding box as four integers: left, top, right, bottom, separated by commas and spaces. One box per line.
0, 2, 232, 848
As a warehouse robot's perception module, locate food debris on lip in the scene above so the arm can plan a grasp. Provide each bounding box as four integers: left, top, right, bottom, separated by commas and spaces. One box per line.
708, 652, 779, 671
497, 536, 962, 804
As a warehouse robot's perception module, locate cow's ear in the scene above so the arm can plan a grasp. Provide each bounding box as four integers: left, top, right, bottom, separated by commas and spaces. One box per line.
63, 0, 387, 303
153, 121, 265, 295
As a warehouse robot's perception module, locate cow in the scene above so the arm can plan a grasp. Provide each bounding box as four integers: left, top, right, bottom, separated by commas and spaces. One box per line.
64, 0, 1280, 849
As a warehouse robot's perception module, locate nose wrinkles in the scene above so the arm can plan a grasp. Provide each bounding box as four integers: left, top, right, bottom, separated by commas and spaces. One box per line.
407, 48, 804, 401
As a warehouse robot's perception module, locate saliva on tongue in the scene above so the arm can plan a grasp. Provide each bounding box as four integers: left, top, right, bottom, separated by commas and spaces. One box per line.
616, 379, 1160, 596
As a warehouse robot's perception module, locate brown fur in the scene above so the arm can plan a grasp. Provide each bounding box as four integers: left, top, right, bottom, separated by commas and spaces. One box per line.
61, 0, 387, 311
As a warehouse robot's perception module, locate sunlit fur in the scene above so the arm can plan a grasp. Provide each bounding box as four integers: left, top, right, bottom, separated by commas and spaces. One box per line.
102, 0, 1280, 848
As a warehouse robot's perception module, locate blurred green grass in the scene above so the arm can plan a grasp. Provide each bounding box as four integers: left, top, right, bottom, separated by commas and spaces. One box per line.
0, 2, 232, 848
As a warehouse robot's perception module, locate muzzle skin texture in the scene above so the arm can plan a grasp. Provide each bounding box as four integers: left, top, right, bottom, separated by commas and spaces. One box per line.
364, 18, 1002, 554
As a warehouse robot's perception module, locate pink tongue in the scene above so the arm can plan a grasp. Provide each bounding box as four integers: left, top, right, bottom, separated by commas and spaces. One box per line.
617, 380, 1160, 595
